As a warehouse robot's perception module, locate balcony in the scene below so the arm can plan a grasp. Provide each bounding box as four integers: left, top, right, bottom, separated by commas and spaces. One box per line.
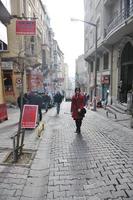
105, 3, 133, 37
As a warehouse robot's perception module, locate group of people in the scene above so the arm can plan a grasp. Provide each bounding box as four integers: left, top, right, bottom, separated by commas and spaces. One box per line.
17, 92, 44, 122
17, 88, 89, 134
17, 91, 64, 121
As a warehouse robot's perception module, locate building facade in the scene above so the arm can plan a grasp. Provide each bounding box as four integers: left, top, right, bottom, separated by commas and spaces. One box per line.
1, 0, 50, 104
51, 39, 65, 93
62, 62, 69, 93
75, 54, 88, 92
0, 0, 11, 121
84, 0, 133, 104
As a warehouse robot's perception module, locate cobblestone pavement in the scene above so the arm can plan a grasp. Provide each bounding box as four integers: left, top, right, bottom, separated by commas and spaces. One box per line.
0, 102, 133, 200
97, 107, 132, 129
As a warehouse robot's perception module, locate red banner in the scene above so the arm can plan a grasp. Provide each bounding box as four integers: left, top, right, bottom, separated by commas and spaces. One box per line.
21, 105, 38, 128
0, 103, 8, 122
16, 20, 36, 35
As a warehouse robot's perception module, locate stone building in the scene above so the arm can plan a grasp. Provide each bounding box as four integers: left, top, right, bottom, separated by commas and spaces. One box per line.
1, 0, 50, 104
75, 54, 88, 92
0, 0, 11, 121
84, 0, 133, 104
62, 63, 69, 94
51, 39, 64, 93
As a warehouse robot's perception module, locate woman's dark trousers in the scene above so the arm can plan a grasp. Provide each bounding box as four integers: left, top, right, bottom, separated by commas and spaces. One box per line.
75, 119, 82, 133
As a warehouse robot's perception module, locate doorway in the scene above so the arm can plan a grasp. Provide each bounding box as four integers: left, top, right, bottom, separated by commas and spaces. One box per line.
120, 42, 133, 102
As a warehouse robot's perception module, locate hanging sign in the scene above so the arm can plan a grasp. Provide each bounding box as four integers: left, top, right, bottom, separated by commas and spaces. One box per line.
16, 20, 36, 35
21, 105, 38, 128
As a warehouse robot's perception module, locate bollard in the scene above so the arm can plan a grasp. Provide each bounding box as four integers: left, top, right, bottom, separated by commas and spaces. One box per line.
36, 121, 44, 137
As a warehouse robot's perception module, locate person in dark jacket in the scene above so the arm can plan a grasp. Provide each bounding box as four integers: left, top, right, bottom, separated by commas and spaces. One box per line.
42, 92, 50, 112
54, 91, 63, 115
28, 92, 43, 122
71, 88, 85, 134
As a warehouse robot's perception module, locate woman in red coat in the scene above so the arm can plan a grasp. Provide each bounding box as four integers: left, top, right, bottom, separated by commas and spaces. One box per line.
71, 87, 85, 134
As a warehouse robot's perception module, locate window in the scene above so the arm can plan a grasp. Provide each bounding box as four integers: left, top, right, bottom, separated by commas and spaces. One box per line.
97, 57, 100, 71
89, 30, 94, 48
90, 61, 93, 72
103, 52, 109, 69
3, 70, 13, 92
0, 40, 7, 51
30, 36, 35, 55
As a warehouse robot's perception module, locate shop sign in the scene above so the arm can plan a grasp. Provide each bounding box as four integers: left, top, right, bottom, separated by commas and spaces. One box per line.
101, 75, 110, 84
16, 78, 22, 85
16, 20, 36, 35
16, 78, 22, 88
1, 61, 13, 70
21, 105, 38, 128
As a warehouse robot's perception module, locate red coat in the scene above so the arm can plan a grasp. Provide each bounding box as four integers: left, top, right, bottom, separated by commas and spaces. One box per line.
71, 94, 84, 120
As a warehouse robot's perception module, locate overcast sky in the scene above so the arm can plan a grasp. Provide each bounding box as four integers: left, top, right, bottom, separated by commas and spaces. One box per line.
43, 0, 84, 77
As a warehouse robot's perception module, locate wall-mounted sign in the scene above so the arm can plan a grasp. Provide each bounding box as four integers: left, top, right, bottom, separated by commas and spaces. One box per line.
16, 20, 36, 35
16, 78, 22, 85
101, 75, 110, 84
1, 61, 13, 69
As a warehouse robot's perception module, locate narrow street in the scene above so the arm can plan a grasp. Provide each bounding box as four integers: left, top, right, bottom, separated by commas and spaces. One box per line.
0, 102, 133, 200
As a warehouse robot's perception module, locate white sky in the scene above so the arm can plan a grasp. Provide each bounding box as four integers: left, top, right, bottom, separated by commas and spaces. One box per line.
43, 0, 84, 77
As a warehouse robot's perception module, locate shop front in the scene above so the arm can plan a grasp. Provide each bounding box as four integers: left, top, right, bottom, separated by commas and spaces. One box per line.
101, 75, 110, 103
0, 1, 11, 122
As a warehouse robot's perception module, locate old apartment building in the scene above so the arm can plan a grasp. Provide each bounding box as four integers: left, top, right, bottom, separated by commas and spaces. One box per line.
0, 0, 11, 121
0, 0, 66, 105
84, 0, 133, 103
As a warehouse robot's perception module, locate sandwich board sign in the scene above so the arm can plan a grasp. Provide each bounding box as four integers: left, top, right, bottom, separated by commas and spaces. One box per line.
21, 105, 38, 128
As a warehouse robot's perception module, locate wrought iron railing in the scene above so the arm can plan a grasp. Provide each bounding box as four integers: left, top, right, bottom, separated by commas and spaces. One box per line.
105, 3, 133, 37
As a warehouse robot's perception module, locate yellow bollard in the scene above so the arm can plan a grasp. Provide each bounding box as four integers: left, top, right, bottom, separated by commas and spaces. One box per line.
36, 121, 45, 137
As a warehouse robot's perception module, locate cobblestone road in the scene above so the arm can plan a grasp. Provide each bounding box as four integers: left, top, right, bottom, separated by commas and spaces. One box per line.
0, 102, 133, 200
43, 103, 133, 200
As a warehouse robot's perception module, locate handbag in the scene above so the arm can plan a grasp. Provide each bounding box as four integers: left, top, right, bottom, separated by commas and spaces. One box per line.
78, 107, 86, 118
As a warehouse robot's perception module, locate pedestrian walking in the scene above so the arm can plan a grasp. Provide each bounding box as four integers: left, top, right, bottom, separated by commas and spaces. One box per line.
42, 92, 50, 112
54, 91, 63, 115
105, 89, 109, 106
71, 87, 86, 134
84, 93, 90, 108
28, 92, 43, 122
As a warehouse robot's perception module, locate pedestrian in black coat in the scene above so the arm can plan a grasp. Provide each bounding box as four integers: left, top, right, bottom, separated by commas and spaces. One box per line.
54, 91, 63, 115
28, 92, 43, 121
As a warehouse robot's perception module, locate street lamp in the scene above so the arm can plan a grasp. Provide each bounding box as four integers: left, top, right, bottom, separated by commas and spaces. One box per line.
71, 18, 97, 111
